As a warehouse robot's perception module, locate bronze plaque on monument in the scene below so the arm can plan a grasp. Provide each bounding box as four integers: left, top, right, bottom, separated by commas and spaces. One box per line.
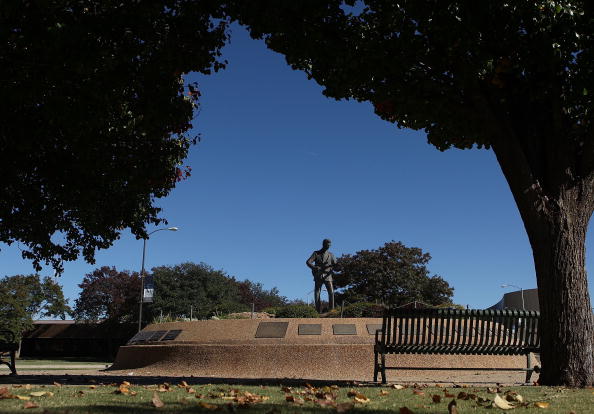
255, 322, 289, 338
147, 330, 167, 342
127, 331, 153, 344
161, 329, 183, 341
366, 324, 383, 335
333, 324, 357, 335
298, 324, 322, 335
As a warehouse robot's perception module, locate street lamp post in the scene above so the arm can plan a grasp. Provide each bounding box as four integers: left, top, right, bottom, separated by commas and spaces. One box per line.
138, 227, 178, 332
501, 283, 525, 310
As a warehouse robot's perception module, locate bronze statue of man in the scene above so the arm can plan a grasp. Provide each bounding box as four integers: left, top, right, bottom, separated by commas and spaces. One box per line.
306, 238, 336, 313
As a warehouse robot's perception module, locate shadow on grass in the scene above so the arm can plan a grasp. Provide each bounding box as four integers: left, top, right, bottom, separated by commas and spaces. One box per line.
0, 402, 399, 414
0, 374, 370, 387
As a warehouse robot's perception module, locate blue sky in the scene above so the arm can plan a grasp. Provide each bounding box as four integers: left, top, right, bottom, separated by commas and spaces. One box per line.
2, 24, 593, 311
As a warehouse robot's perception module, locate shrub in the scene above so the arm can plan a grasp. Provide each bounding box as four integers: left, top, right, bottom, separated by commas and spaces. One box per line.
261, 306, 279, 315
340, 302, 385, 317
274, 304, 319, 318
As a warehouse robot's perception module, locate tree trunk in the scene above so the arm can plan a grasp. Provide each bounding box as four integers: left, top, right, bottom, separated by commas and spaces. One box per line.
489, 126, 594, 386
523, 191, 594, 386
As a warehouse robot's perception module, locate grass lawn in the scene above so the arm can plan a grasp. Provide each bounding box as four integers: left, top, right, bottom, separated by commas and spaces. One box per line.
13, 358, 111, 366
0, 381, 592, 413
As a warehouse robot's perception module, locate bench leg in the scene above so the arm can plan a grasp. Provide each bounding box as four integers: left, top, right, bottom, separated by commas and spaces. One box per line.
373, 350, 379, 382
11, 351, 17, 375
381, 353, 387, 384
525, 353, 532, 383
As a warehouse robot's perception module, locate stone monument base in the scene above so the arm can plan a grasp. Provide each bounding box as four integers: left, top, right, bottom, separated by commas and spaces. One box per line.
111, 318, 529, 382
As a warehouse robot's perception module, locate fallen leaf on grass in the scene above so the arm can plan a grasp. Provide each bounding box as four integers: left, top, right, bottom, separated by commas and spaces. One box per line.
23, 401, 39, 409
353, 393, 370, 403
114, 384, 130, 395
157, 383, 171, 392
493, 394, 515, 410
399, 407, 414, 414
152, 392, 164, 408
505, 392, 524, 403
379, 390, 389, 396
24, 384, 32, 390
130, 391, 137, 396
286, 395, 304, 405
336, 402, 354, 413
443, 389, 455, 398
179, 381, 189, 388
121, 381, 131, 386
391, 384, 405, 390
432, 394, 441, 403
447, 399, 458, 414
186, 387, 195, 394
0, 387, 15, 400
30, 391, 53, 397
89, 385, 97, 390
457, 392, 468, 400
534, 402, 550, 408
412, 389, 425, 396
53, 382, 62, 387
198, 401, 219, 410
15, 395, 31, 400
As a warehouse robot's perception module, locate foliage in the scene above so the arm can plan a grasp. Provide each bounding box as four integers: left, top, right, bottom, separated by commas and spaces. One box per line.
72, 267, 140, 324
229, 0, 594, 386
212, 301, 251, 316
236, 280, 287, 311
74, 262, 285, 323
150, 313, 185, 324
274, 304, 319, 318
335, 241, 454, 307
0, 274, 70, 338
0, 1, 229, 272
150, 262, 243, 320
339, 302, 385, 318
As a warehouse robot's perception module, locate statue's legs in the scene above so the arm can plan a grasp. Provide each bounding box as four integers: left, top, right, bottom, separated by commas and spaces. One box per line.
314, 278, 323, 313
324, 279, 334, 310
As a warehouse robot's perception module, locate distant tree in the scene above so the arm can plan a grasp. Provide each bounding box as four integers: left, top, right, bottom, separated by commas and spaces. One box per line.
229, 1, 594, 386
0, 1, 229, 272
0, 274, 70, 338
335, 241, 454, 307
236, 280, 287, 311
72, 267, 140, 323
151, 262, 243, 320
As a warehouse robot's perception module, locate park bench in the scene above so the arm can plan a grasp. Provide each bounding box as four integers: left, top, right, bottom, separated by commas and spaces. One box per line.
374, 308, 540, 384
0, 329, 18, 375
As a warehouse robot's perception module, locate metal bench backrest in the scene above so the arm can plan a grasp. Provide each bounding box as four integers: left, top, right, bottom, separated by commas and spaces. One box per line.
380, 308, 540, 352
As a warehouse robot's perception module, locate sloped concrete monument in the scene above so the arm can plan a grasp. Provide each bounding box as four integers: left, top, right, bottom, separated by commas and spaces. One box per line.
111, 318, 527, 381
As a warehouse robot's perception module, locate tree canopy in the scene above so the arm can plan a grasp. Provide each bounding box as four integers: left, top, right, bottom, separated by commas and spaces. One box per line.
72, 263, 287, 323
229, 0, 594, 387
0, 274, 70, 338
237, 280, 288, 311
72, 266, 141, 323
151, 262, 245, 320
0, 1, 229, 272
335, 241, 454, 306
